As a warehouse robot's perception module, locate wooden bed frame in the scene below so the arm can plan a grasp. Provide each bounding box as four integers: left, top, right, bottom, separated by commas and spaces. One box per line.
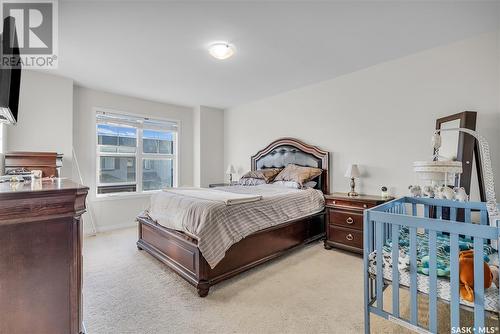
136, 138, 330, 297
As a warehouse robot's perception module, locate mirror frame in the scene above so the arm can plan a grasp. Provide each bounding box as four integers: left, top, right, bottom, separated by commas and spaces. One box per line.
435, 111, 485, 201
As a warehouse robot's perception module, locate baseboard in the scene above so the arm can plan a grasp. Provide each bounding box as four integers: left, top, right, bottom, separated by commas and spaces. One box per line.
84, 221, 136, 236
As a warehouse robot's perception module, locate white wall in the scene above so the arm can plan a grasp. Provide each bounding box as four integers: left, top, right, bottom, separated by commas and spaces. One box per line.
193, 106, 225, 187
225, 31, 500, 198
7, 70, 74, 177
0, 124, 5, 174
193, 107, 201, 187
73, 86, 194, 232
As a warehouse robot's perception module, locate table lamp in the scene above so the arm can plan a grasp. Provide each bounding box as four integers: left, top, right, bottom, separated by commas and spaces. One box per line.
345, 164, 360, 197
226, 164, 236, 184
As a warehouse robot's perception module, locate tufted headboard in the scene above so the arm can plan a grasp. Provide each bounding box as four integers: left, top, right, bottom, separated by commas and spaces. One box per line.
250, 138, 330, 194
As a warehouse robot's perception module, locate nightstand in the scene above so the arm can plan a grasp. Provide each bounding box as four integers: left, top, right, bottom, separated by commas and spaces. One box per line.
324, 192, 393, 254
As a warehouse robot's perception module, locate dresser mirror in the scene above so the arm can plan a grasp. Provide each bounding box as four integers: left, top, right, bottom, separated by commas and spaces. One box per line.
435, 111, 485, 201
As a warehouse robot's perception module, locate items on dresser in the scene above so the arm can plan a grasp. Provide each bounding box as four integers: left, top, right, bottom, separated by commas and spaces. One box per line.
324, 192, 393, 254
4, 151, 63, 177
0, 179, 88, 334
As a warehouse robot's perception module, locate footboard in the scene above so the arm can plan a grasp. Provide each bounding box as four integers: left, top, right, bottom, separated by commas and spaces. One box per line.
364, 197, 500, 334
137, 215, 209, 294
137, 211, 325, 297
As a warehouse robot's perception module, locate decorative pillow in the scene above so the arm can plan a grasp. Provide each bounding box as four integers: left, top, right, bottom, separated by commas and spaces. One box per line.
240, 168, 282, 183
238, 178, 266, 186
273, 164, 322, 187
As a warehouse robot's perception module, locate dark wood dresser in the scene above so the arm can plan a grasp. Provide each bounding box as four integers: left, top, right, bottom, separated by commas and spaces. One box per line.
0, 179, 88, 334
4, 151, 62, 177
324, 192, 393, 254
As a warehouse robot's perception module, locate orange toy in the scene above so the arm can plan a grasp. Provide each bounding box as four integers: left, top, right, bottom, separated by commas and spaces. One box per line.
459, 250, 493, 302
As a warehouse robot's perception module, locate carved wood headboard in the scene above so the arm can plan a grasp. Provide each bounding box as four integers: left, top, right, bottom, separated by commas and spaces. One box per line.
250, 138, 330, 194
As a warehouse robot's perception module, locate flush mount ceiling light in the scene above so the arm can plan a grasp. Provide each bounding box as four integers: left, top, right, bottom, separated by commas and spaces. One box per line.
208, 42, 235, 60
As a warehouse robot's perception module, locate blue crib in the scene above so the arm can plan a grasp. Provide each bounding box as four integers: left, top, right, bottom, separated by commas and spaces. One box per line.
364, 196, 500, 333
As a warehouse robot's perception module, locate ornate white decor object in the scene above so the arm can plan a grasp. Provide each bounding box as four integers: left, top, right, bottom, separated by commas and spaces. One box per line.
433, 128, 499, 226
413, 160, 463, 186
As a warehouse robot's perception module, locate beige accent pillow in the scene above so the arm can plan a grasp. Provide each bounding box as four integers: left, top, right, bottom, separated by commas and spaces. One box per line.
273, 164, 322, 187
240, 168, 283, 183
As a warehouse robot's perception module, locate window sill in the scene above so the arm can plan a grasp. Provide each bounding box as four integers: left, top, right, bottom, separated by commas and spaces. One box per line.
93, 190, 161, 202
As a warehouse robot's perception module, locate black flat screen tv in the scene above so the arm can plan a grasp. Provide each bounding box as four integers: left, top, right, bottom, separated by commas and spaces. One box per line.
0, 16, 21, 125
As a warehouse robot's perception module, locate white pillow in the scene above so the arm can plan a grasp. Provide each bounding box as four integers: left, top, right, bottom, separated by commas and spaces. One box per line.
303, 181, 317, 189
238, 178, 266, 186
273, 180, 301, 189
273, 180, 317, 189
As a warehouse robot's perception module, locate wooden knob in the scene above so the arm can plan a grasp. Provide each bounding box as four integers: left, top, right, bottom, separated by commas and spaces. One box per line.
363, 204, 367, 208
346, 234, 353, 241
346, 217, 354, 224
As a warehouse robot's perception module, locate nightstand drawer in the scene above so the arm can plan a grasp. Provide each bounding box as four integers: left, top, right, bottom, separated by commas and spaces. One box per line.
329, 210, 363, 230
329, 226, 363, 250
326, 198, 373, 210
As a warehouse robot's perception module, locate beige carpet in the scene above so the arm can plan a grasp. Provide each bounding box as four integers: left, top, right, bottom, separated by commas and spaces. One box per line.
83, 228, 486, 334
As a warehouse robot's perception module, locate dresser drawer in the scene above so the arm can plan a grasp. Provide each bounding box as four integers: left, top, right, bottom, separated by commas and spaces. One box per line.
328, 210, 363, 230
328, 226, 363, 250
326, 198, 373, 211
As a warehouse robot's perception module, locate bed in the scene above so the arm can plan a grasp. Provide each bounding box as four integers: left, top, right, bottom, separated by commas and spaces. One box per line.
136, 138, 329, 297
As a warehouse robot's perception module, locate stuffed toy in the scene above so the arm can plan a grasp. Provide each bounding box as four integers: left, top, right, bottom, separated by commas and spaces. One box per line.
459, 250, 496, 302
491, 264, 499, 288
408, 185, 422, 197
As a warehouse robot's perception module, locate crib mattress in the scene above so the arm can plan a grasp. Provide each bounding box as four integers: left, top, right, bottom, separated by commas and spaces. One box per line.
368, 251, 500, 313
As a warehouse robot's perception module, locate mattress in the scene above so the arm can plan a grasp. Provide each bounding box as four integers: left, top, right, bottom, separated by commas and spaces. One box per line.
368, 229, 500, 313
147, 184, 325, 268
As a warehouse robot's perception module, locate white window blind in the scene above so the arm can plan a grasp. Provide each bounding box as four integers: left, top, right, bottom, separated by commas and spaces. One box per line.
96, 111, 178, 195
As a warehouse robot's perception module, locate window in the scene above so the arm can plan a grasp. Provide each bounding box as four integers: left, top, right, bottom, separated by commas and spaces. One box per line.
96, 111, 178, 195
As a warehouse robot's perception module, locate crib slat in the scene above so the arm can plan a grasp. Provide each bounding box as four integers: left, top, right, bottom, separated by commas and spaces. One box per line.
412, 203, 417, 217
428, 230, 438, 332
391, 224, 400, 317
450, 233, 460, 329
450, 207, 457, 222
465, 208, 472, 224
473, 237, 485, 330
480, 209, 488, 226
368, 211, 374, 251
464, 208, 472, 239
376, 222, 384, 310
410, 227, 418, 325
436, 206, 442, 220
424, 204, 430, 218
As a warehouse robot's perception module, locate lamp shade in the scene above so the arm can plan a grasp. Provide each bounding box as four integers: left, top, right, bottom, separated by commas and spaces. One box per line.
226, 164, 236, 174
344, 164, 360, 178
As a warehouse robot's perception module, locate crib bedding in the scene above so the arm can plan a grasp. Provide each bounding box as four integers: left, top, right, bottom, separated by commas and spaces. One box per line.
147, 184, 325, 268
368, 229, 499, 312
368, 254, 500, 312
384, 227, 496, 277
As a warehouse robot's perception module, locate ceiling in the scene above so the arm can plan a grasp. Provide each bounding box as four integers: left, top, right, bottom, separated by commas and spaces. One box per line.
54, 1, 500, 109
